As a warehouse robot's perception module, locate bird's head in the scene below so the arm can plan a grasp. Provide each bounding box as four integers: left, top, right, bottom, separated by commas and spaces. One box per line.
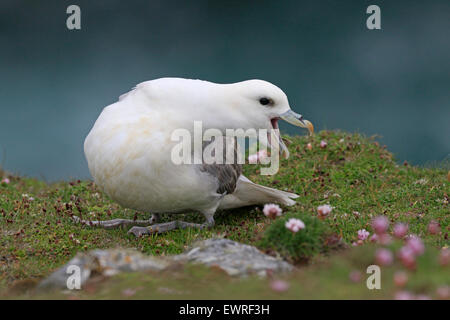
136, 78, 313, 159
220, 79, 314, 158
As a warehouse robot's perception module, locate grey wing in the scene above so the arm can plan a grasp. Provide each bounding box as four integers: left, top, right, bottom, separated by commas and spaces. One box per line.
199, 136, 243, 195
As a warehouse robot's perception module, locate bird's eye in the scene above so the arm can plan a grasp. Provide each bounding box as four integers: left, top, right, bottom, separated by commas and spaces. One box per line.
259, 97, 271, 105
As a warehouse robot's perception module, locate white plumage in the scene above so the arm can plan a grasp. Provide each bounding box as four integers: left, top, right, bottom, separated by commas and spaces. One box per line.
82, 78, 313, 236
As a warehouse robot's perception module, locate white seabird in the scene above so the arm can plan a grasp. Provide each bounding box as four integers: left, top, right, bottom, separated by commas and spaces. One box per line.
80, 78, 314, 236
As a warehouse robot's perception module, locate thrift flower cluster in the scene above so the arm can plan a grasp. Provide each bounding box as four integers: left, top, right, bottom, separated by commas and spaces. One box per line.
1, 177, 10, 184
248, 149, 268, 164
317, 204, 332, 219
346, 214, 446, 299
262, 204, 306, 234
263, 204, 282, 219
285, 218, 305, 233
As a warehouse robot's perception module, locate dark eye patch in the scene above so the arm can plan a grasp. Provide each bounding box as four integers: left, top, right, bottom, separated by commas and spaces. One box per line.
259, 97, 272, 106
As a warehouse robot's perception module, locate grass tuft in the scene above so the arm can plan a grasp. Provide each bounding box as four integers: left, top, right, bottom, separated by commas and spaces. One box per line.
259, 212, 332, 262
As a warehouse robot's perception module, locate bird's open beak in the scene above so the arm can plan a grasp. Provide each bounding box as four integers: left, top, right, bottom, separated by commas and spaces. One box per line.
268, 110, 314, 159
280, 110, 314, 135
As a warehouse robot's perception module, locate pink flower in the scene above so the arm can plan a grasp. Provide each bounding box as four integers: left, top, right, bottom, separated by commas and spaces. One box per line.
320, 140, 327, 148
357, 229, 370, 241
372, 216, 389, 235
369, 234, 379, 243
393, 271, 408, 287
398, 246, 416, 269
306, 143, 312, 150
285, 218, 305, 233
375, 248, 393, 266
427, 220, 440, 235
248, 149, 267, 164
436, 286, 449, 299
393, 223, 408, 239
263, 204, 282, 219
349, 270, 362, 283
257, 149, 268, 158
1, 178, 10, 184
270, 280, 289, 292
248, 154, 258, 164
439, 248, 449, 266
394, 291, 414, 300
406, 236, 425, 256
317, 204, 332, 219
378, 234, 392, 245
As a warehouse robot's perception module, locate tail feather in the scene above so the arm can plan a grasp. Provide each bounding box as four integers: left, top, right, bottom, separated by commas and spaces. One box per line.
218, 175, 299, 210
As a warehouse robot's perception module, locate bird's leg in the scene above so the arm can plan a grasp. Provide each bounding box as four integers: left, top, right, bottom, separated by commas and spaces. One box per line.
127, 212, 215, 237
72, 213, 159, 230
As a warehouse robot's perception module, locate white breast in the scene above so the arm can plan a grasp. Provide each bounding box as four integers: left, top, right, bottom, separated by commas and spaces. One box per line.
84, 88, 220, 213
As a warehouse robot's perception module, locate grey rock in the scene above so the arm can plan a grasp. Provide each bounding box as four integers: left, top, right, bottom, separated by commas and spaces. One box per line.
38, 248, 170, 290
38, 239, 292, 290
173, 238, 292, 276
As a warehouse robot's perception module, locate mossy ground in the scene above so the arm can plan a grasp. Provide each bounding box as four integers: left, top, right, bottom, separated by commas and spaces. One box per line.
0, 131, 448, 298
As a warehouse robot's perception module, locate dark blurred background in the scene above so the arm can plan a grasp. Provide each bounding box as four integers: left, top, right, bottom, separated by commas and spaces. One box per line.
1, 0, 449, 181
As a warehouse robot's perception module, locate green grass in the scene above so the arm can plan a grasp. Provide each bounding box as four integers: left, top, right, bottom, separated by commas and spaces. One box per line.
0, 130, 448, 297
